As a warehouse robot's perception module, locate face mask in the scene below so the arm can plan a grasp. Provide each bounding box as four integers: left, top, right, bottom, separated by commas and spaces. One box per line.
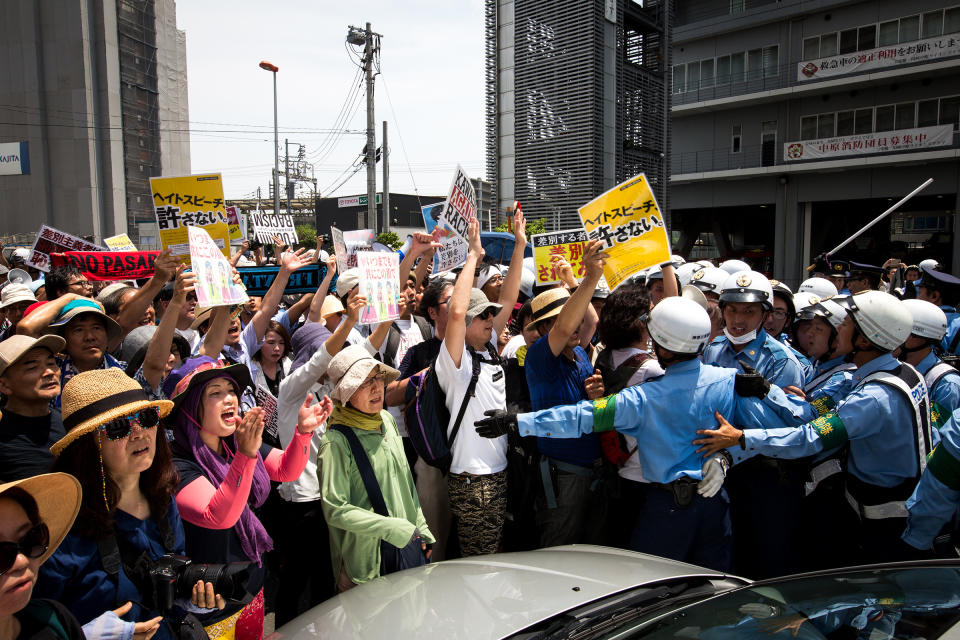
724, 327, 757, 345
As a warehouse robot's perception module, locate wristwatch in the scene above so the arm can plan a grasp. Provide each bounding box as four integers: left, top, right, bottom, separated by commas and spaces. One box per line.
738, 432, 746, 450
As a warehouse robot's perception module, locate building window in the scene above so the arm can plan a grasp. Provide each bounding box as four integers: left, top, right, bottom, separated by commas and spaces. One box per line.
900, 15, 920, 42
820, 32, 838, 56
803, 36, 819, 59
761, 121, 777, 167
818, 113, 835, 138
895, 102, 916, 129
731, 124, 742, 153
941, 96, 960, 129
918, 100, 940, 127
672, 64, 685, 93
701, 59, 715, 88
879, 20, 899, 46
858, 25, 876, 50
947, 7, 960, 33
800, 116, 818, 140
836, 110, 855, 136
875, 105, 895, 131
730, 0, 745, 14
855, 108, 873, 134
763, 45, 778, 77
747, 48, 763, 80
839, 29, 858, 54
687, 61, 700, 91
923, 10, 944, 38
730, 52, 745, 83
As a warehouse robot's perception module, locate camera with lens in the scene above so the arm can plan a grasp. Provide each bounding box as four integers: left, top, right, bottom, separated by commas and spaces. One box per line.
148, 555, 255, 612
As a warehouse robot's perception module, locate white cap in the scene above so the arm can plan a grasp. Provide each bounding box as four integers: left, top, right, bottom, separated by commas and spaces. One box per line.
798, 277, 838, 299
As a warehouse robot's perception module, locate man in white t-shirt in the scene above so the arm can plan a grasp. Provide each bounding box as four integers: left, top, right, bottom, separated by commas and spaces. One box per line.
436, 211, 526, 556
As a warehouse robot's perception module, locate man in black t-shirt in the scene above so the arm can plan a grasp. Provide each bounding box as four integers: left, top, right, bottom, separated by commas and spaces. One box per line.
0, 334, 67, 481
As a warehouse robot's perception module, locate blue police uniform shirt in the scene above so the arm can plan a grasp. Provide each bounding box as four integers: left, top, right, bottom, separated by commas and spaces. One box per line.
36, 497, 186, 638
742, 354, 932, 488
516, 359, 807, 484
776, 333, 813, 385
525, 333, 599, 468
702, 329, 805, 389
941, 306, 960, 354
915, 350, 960, 419
904, 406, 960, 549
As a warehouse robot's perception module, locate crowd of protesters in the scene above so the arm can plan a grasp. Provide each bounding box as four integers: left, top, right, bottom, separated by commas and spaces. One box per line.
2, 216, 960, 640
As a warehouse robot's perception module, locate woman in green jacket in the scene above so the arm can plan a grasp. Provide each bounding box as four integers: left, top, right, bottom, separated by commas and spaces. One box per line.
319, 345, 434, 592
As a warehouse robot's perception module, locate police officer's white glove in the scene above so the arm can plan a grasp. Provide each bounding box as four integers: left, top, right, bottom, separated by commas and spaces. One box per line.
697, 451, 731, 498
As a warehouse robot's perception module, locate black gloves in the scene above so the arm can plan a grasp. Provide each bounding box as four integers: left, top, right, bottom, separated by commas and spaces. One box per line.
735, 363, 771, 398
475, 409, 518, 438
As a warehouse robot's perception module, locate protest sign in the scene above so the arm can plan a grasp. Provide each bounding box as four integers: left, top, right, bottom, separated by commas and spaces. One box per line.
250, 210, 298, 247
104, 234, 138, 252
237, 263, 328, 296
50, 251, 159, 281
188, 226, 248, 307
254, 386, 280, 442
226, 205, 245, 242
421, 202, 445, 234
330, 227, 374, 273
577, 174, 670, 290
27, 225, 103, 272
531, 229, 589, 284
432, 166, 475, 272
357, 251, 400, 325
150, 173, 231, 264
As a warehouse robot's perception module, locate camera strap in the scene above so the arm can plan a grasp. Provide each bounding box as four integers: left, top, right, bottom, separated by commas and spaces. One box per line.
96, 511, 177, 580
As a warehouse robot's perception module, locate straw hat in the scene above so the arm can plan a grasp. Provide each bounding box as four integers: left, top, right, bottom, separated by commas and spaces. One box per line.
51, 369, 173, 456
327, 345, 400, 403
190, 307, 213, 330
0, 473, 81, 564
162, 356, 253, 410
525, 288, 570, 331
0, 283, 37, 309
49, 299, 122, 344
0, 334, 65, 377
319, 295, 345, 319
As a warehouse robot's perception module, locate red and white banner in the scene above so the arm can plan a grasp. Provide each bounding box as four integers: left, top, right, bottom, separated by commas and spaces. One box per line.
784, 125, 954, 161
797, 32, 960, 82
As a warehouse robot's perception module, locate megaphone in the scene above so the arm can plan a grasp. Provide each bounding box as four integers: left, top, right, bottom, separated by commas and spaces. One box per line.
7, 268, 32, 285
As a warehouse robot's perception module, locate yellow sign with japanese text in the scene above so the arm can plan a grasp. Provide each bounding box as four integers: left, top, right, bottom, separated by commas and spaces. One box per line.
150, 173, 231, 265
577, 173, 670, 290
531, 229, 589, 285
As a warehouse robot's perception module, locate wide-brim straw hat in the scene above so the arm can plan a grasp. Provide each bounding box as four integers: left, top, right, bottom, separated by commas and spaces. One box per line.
319, 295, 345, 319
190, 307, 213, 330
327, 345, 400, 403
0, 473, 81, 564
162, 356, 253, 411
525, 287, 570, 332
51, 368, 173, 456
49, 299, 122, 345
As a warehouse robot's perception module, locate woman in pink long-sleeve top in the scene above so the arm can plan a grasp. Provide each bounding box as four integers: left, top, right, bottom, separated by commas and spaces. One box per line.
164, 357, 332, 640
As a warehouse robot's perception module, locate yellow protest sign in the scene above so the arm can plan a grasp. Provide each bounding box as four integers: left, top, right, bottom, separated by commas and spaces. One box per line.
103, 233, 138, 252
150, 173, 231, 264
578, 173, 670, 290
531, 229, 588, 284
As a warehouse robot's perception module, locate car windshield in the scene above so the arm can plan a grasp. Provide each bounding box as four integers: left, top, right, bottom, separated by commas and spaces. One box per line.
603, 565, 960, 640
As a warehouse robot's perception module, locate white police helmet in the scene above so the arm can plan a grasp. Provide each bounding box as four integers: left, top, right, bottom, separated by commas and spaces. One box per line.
796, 296, 848, 330
647, 296, 712, 354
919, 258, 940, 273
798, 277, 838, 299
719, 259, 751, 274
676, 262, 703, 286
838, 290, 912, 351
719, 270, 774, 310
689, 266, 727, 294
902, 298, 948, 341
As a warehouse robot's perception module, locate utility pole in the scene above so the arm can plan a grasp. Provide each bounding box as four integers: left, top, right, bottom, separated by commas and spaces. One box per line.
363, 22, 377, 234
382, 120, 390, 234
284, 138, 291, 217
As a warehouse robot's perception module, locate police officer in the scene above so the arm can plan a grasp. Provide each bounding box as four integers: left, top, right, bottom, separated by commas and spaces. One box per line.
798, 277, 839, 300
916, 266, 960, 356
766, 280, 812, 383
900, 299, 960, 426
696, 290, 935, 565
702, 269, 808, 578
795, 297, 857, 401
903, 405, 960, 554
846, 262, 885, 294
474, 296, 809, 572
689, 266, 727, 302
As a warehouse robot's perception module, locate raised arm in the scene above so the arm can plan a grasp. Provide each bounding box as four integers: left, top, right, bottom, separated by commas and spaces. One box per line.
397, 233, 441, 287
252, 248, 307, 340
285, 293, 314, 327
661, 263, 679, 300
229, 241, 251, 268
16, 293, 82, 337
547, 240, 607, 356
493, 207, 527, 336
141, 266, 195, 390
114, 250, 178, 340
197, 307, 229, 358
445, 217, 484, 368
307, 254, 338, 323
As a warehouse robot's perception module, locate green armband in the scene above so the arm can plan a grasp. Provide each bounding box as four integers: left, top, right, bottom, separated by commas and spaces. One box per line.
810, 395, 836, 416
810, 412, 848, 450
927, 444, 960, 490
592, 394, 617, 433
931, 402, 948, 431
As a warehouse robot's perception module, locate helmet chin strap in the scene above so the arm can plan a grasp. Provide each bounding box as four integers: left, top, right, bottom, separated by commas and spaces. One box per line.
897, 340, 930, 359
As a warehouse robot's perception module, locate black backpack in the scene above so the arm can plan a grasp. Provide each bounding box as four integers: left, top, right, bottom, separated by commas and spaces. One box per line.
404, 344, 498, 473
383, 316, 433, 365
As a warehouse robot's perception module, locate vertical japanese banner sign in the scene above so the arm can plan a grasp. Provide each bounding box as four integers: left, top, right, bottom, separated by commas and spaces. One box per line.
27, 225, 104, 272
530, 229, 589, 285
357, 251, 400, 325
433, 165, 475, 272
103, 234, 138, 252
225, 205, 244, 242
331, 227, 375, 273
187, 226, 249, 308
577, 173, 670, 290
150, 173, 232, 265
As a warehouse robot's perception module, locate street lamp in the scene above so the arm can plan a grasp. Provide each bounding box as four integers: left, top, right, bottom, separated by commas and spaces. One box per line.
259, 60, 280, 216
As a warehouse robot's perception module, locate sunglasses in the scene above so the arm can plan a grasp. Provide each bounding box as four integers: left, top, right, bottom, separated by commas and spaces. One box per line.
0, 522, 49, 576
100, 407, 160, 441
475, 308, 497, 321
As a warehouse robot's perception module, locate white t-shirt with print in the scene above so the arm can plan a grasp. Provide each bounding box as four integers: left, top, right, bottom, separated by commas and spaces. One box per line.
379, 317, 426, 435
435, 334, 508, 475
609, 346, 665, 484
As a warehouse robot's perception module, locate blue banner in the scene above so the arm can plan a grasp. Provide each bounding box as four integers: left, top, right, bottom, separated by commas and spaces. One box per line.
238, 263, 328, 296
